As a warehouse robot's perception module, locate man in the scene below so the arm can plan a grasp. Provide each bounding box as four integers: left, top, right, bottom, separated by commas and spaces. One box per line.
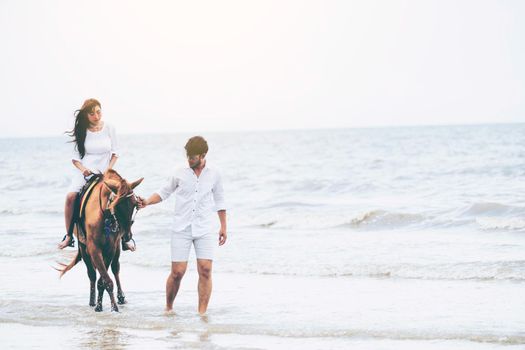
138, 136, 227, 315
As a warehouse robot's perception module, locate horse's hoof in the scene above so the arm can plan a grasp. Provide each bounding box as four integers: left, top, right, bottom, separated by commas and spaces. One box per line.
117, 296, 126, 305
89, 302, 96, 307
94, 305, 103, 312
111, 305, 119, 312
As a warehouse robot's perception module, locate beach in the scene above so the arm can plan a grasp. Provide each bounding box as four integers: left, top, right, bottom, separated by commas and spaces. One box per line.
1, 125, 524, 349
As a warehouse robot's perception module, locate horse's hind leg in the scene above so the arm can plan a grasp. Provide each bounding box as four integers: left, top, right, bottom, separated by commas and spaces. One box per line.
111, 247, 126, 305
86, 261, 97, 306
81, 245, 97, 307
88, 268, 96, 307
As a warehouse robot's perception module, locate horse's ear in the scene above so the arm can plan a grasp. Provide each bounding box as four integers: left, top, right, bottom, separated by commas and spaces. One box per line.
130, 177, 144, 189
104, 179, 120, 194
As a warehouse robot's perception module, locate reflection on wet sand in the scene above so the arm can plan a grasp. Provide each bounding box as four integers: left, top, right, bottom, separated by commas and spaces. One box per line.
199, 314, 210, 343
164, 314, 212, 348
80, 328, 127, 350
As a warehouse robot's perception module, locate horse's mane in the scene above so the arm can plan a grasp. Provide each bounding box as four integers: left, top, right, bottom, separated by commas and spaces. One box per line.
102, 169, 131, 210
103, 168, 123, 181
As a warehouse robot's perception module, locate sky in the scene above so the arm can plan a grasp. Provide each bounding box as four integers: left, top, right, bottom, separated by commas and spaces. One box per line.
0, 0, 524, 137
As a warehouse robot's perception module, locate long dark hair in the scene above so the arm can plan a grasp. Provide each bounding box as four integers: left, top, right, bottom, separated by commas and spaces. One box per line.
66, 99, 101, 159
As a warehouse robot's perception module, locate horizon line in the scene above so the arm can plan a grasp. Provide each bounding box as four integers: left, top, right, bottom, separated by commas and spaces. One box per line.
1, 120, 523, 140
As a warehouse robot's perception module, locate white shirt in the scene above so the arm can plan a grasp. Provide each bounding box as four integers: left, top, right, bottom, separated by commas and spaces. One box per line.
72, 122, 119, 173
68, 122, 119, 193
156, 166, 226, 236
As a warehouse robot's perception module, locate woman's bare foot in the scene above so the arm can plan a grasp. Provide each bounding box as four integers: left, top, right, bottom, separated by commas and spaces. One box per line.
124, 240, 136, 252
58, 235, 72, 249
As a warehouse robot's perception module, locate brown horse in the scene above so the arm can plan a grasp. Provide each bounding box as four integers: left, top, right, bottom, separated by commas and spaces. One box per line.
58, 169, 143, 312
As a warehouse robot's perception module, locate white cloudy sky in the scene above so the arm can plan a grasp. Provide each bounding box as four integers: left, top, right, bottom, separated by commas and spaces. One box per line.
0, 0, 524, 137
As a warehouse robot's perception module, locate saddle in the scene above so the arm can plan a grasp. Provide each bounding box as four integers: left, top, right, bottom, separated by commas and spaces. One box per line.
64, 174, 135, 250
70, 173, 136, 250
73, 174, 102, 244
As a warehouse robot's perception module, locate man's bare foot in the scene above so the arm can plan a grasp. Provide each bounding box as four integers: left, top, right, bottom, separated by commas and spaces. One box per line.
198, 310, 207, 317
199, 313, 209, 323
58, 235, 72, 249
164, 308, 175, 316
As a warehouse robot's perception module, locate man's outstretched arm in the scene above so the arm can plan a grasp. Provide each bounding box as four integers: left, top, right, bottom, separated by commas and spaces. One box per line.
138, 193, 162, 208
139, 174, 178, 208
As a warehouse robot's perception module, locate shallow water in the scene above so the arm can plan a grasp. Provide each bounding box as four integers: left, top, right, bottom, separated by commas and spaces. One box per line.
1, 125, 524, 349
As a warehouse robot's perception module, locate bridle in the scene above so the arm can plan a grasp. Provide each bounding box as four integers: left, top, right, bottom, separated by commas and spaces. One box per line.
99, 183, 140, 235
125, 191, 140, 226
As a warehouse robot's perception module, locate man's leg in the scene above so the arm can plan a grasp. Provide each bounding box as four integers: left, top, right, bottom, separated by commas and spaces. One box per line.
166, 261, 187, 312
166, 227, 192, 312
197, 259, 213, 315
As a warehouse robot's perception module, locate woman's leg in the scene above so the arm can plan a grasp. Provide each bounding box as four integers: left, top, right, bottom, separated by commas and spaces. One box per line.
58, 192, 78, 249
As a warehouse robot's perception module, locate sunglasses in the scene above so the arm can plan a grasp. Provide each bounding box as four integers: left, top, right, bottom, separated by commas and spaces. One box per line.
186, 154, 202, 161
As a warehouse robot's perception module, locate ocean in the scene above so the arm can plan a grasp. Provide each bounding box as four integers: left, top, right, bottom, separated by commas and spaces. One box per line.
0, 124, 524, 349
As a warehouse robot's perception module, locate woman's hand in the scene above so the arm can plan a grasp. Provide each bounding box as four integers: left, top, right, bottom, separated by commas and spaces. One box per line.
82, 168, 93, 177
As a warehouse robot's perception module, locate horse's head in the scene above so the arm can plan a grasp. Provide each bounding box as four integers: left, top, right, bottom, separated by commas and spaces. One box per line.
103, 169, 144, 237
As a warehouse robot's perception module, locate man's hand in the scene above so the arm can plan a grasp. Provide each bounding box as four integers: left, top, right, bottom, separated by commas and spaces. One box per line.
219, 227, 227, 246
82, 168, 93, 177
137, 196, 148, 209
137, 193, 161, 209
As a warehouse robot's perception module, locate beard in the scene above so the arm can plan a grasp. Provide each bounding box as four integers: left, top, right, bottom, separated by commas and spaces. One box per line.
189, 159, 201, 169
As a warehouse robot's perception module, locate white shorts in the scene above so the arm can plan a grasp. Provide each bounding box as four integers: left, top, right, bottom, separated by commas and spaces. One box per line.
67, 173, 86, 193
171, 226, 216, 262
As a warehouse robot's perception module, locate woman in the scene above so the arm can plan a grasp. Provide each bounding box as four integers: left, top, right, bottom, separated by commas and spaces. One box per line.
58, 99, 134, 250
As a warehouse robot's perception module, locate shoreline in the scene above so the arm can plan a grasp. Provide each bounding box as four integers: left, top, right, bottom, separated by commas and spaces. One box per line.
1, 265, 524, 348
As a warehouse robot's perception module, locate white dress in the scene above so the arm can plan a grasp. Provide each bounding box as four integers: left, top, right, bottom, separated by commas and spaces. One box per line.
67, 122, 119, 193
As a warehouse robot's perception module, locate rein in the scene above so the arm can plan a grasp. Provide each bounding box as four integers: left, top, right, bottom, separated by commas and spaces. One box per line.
98, 183, 140, 237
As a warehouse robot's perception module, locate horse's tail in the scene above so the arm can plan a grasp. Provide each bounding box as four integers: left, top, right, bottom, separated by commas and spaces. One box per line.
55, 248, 82, 278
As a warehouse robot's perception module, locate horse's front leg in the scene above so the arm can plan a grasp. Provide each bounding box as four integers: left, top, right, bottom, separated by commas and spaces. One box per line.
111, 247, 126, 304
92, 252, 119, 312
95, 276, 105, 312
